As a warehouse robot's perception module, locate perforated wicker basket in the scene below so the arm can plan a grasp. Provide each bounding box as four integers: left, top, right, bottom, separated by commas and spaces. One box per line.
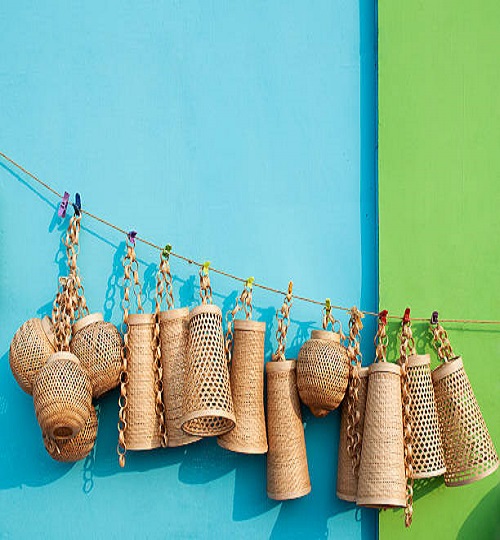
336, 366, 369, 502
266, 360, 311, 500
432, 357, 499, 486
9, 316, 56, 395
297, 330, 350, 417
218, 319, 268, 454
70, 313, 122, 399
44, 405, 98, 462
357, 362, 406, 508
33, 351, 92, 440
159, 308, 201, 447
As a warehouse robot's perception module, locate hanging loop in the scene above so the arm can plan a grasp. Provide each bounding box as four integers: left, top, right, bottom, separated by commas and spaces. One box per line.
199, 262, 213, 304
225, 280, 254, 363
272, 281, 293, 362
374, 310, 389, 362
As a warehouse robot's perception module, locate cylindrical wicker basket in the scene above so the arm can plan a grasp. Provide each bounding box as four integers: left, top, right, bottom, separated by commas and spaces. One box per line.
70, 312, 122, 399
159, 308, 201, 447
336, 366, 369, 502
33, 351, 92, 440
9, 316, 56, 395
218, 320, 268, 454
125, 313, 162, 451
357, 362, 406, 508
181, 304, 236, 437
406, 354, 446, 479
297, 330, 350, 417
432, 357, 499, 487
266, 360, 311, 500
44, 405, 98, 462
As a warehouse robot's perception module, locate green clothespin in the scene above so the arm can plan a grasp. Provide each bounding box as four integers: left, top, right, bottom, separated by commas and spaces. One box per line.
245, 276, 255, 289
202, 261, 211, 275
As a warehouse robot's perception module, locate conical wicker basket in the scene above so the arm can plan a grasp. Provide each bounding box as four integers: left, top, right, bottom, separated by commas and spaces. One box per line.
181, 304, 235, 437
297, 330, 350, 417
159, 308, 201, 447
70, 313, 122, 399
33, 351, 92, 440
407, 354, 445, 479
266, 360, 311, 500
432, 357, 499, 486
357, 362, 406, 508
44, 405, 98, 462
218, 319, 268, 454
125, 313, 162, 451
336, 366, 369, 502
9, 316, 56, 395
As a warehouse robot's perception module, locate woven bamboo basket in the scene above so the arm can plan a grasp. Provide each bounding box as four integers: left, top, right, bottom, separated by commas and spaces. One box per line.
33, 351, 92, 440
125, 313, 162, 451
336, 366, 369, 502
406, 354, 446, 479
357, 362, 406, 508
70, 312, 122, 399
266, 360, 311, 500
218, 320, 268, 454
432, 357, 499, 486
297, 330, 350, 417
9, 316, 56, 395
181, 304, 236, 437
44, 405, 98, 462
159, 308, 200, 447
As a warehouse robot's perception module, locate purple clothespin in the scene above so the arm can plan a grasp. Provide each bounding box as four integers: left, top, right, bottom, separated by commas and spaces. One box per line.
431, 311, 439, 325
58, 191, 70, 218
127, 230, 137, 245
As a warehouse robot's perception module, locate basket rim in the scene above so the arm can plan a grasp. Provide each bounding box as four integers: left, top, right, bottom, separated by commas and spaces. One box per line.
310, 329, 341, 343
369, 361, 401, 375
407, 353, 431, 367
128, 312, 156, 325
431, 356, 463, 382
46, 351, 81, 365
159, 307, 189, 322
266, 359, 296, 373
217, 437, 268, 454
267, 484, 311, 501
234, 319, 266, 332
189, 303, 222, 320
444, 460, 499, 487
73, 312, 104, 334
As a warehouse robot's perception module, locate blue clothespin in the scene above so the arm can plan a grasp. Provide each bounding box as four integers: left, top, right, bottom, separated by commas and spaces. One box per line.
72, 193, 81, 216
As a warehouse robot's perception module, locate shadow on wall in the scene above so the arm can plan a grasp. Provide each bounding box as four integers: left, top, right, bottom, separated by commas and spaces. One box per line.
458, 483, 500, 540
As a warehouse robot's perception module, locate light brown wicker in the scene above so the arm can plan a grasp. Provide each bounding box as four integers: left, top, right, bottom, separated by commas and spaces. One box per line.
9, 316, 56, 395
432, 357, 499, 486
266, 360, 311, 500
218, 319, 268, 454
297, 329, 350, 417
44, 405, 98, 462
357, 362, 406, 508
33, 351, 92, 440
181, 304, 236, 437
336, 366, 369, 502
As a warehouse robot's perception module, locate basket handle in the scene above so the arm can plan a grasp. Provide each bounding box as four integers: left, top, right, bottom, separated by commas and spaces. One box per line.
373, 310, 389, 363
322, 298, 345, 339
225, 278, 254, 363
271, 281, 293, 362
429, 317, 456, 363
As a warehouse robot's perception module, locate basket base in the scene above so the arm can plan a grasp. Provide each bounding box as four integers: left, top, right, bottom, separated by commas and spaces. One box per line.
336, 491, 356, 503
126, 440, 162, 451
444, 461, 499, 487
267, 484, 311, 501
413, 467, 447, 480
167, 436, 202, 448
217, 437, 268, 455
356, 496, 406, 509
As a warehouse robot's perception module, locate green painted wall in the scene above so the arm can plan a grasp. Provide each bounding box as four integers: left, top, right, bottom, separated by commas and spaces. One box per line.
378, 1, 500, 539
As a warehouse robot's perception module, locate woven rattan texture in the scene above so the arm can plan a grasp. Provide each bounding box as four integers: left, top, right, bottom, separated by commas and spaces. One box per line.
357, 367, 406, 508
9, 317, 56, 395
266, 362, 311, 500
70, 319, 122, 399
407, 356, 446, 479
33, 352, 92, 440
297, 333, 350, 417
44, 405, 98, 462
181, 306, 235, 437
337, 373, 368, 501
218, 324, 268, 454
160, 310, 200, 447
433, 358, 499, 486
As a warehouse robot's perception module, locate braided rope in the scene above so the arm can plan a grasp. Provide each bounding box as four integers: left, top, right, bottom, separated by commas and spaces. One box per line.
430, 322, 455, 362
225, 283, 253, 363
199, 268, 213, 305
271, 282, 293, 362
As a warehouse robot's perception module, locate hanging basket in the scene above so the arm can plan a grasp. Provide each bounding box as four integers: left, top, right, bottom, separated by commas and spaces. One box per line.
9, 316, 56, 395
33, 351, 92, 440
70, 313, 122, 399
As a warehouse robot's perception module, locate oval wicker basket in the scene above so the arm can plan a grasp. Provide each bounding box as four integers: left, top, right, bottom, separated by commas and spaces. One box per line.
218, 319, 268, 454
70, 312, 122, 399
297, 330, 350, 417
9, 316, 56, 395
33, 351, 92, 440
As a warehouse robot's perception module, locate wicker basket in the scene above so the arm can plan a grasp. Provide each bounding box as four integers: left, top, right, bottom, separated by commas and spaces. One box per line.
297, 330, 350, 417
9, 316, 56, 395
70, 312, 122, 399
159, 308, 201, 447
218, 320, 268, 454
33, 351, 92, 440
125, 313, 162, 451
432, 357, 499, 486
357, 362, 406, 508
266, 360, 311, 500
406, 354, 446, 479
44, 405, 98, 462
336, 366, 369, 501
181, 304, 235, 437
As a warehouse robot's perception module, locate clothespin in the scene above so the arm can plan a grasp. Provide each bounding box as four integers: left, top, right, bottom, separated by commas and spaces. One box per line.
202, 261, 211, 275
325, 298, 331, 312
58, 191, 70, 218
403, 307, 411, 324
430, 311, 439, 325
245, 276, 255, 289
287, 281, 293, 295
162, 244, 172, 258
72, 193, 81, 216
127, 230, 137, 245
378, 309, 388, 326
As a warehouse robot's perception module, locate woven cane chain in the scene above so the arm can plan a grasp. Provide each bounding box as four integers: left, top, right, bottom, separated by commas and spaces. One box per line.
225, 283, 253, 363
430, 322, 455, 362
51, 275, 76, 352
64, 214, 89, 320
272, 282, 293, 362
322, 304, 345, 340
374, 318, 388, 363
199, 268, 213, 305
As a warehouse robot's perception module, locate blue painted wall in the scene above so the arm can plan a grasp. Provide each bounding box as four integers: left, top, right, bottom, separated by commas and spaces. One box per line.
0, 1, 377, 538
